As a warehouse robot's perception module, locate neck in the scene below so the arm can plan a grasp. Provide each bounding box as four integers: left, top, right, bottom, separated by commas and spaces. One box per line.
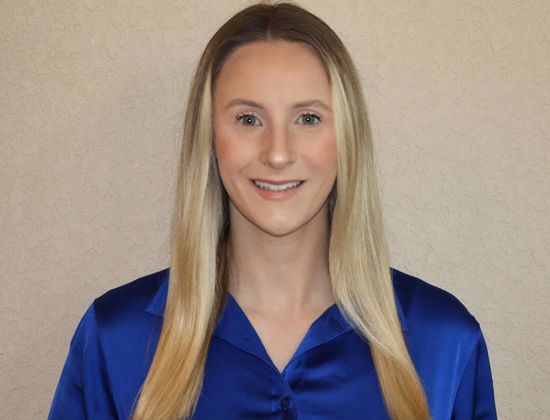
227, 203, 334, 316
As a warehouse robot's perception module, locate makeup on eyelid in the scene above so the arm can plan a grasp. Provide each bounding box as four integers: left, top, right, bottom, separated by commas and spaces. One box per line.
234, 112, 322, 126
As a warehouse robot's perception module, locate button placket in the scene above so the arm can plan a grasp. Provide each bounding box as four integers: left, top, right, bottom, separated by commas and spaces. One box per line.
280, 396, 290, 410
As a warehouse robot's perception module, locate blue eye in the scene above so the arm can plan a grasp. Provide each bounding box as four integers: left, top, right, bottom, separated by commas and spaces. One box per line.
235, 113, 261, 126
235, 112, 321, 127
298, 113, 321, 125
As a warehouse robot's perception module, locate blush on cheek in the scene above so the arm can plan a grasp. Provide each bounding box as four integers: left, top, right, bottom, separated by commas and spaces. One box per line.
215, 133, 257, 165
311, 135, 337, 166
214, 136, 241, 163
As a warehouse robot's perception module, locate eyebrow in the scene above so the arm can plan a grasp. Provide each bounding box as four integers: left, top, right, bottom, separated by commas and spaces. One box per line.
224, 98, 332, 113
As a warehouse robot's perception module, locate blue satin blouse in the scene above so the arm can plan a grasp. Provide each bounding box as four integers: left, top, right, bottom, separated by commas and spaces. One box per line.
48, 267, 497, 419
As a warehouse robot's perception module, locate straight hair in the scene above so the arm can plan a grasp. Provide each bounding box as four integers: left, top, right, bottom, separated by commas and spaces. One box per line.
132, 2, 431, 419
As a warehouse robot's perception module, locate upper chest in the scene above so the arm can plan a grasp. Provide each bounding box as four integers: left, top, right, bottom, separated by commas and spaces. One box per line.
244, 310, 320, 374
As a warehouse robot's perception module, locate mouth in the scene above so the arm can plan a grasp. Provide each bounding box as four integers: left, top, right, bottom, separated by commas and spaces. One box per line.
250, 179, 305, 192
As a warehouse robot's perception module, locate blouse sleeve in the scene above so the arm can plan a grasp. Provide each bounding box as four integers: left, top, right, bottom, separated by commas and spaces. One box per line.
48, 303, 118, 420
452, 326, 498, 419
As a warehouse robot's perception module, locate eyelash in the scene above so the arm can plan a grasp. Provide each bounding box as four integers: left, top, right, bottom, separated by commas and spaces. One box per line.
234, 112, 322, 127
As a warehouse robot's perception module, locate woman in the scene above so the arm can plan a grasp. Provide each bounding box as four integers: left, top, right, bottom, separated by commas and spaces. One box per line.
48, 2, 497, 419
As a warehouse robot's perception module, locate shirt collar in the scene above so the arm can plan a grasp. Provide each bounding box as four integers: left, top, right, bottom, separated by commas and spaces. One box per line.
145, 267, 169, 317
145, 268, 409, 334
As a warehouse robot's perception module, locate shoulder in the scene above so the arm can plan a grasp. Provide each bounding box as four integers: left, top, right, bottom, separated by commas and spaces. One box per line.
390, 267, 480, 338
390, 268, 497, 417
52, 269, 170, 418
92, 267, 169, 323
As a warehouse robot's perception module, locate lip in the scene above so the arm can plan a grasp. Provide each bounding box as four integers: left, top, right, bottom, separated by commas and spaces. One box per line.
251, 178, 305, 185
250, 179, 305, 201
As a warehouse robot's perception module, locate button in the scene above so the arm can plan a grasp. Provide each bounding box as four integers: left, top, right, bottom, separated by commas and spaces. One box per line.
280, 396, 290, 410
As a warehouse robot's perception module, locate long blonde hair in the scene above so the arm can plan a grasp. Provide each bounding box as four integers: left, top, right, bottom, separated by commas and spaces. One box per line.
131, 2, 431, 419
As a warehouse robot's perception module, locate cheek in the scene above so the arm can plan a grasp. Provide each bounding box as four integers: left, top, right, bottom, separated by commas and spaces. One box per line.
305, 134, 337, 175
214, 132, 254, 175
214, 137, 233, 166
214, 128, 239, 166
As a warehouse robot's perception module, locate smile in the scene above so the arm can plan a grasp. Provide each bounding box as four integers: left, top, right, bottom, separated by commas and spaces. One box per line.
250, 179, 306, 201
252, 180, 304, 191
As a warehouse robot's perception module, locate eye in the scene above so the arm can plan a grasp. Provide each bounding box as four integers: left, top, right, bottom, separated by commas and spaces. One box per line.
235, 113, 261, 127
297, 113, 321, 125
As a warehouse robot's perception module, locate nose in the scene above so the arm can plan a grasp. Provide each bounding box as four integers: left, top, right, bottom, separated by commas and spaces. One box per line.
259, 125, 296, 169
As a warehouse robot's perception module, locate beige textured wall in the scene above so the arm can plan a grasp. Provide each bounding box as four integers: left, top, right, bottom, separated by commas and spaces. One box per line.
1, 0, 548, 418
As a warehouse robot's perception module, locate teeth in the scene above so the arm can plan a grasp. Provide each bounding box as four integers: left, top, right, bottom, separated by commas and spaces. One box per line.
253, 180, 303, 191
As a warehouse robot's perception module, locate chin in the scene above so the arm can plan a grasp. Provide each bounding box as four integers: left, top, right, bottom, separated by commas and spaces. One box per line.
254, 214, 311, 237
258, 224, 302, 238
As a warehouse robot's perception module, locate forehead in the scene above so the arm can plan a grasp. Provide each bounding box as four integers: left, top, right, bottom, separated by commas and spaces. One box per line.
214, 40, 331, 101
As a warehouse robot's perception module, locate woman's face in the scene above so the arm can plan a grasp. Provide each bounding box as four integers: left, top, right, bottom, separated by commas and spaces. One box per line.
213, 40, 337, 237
